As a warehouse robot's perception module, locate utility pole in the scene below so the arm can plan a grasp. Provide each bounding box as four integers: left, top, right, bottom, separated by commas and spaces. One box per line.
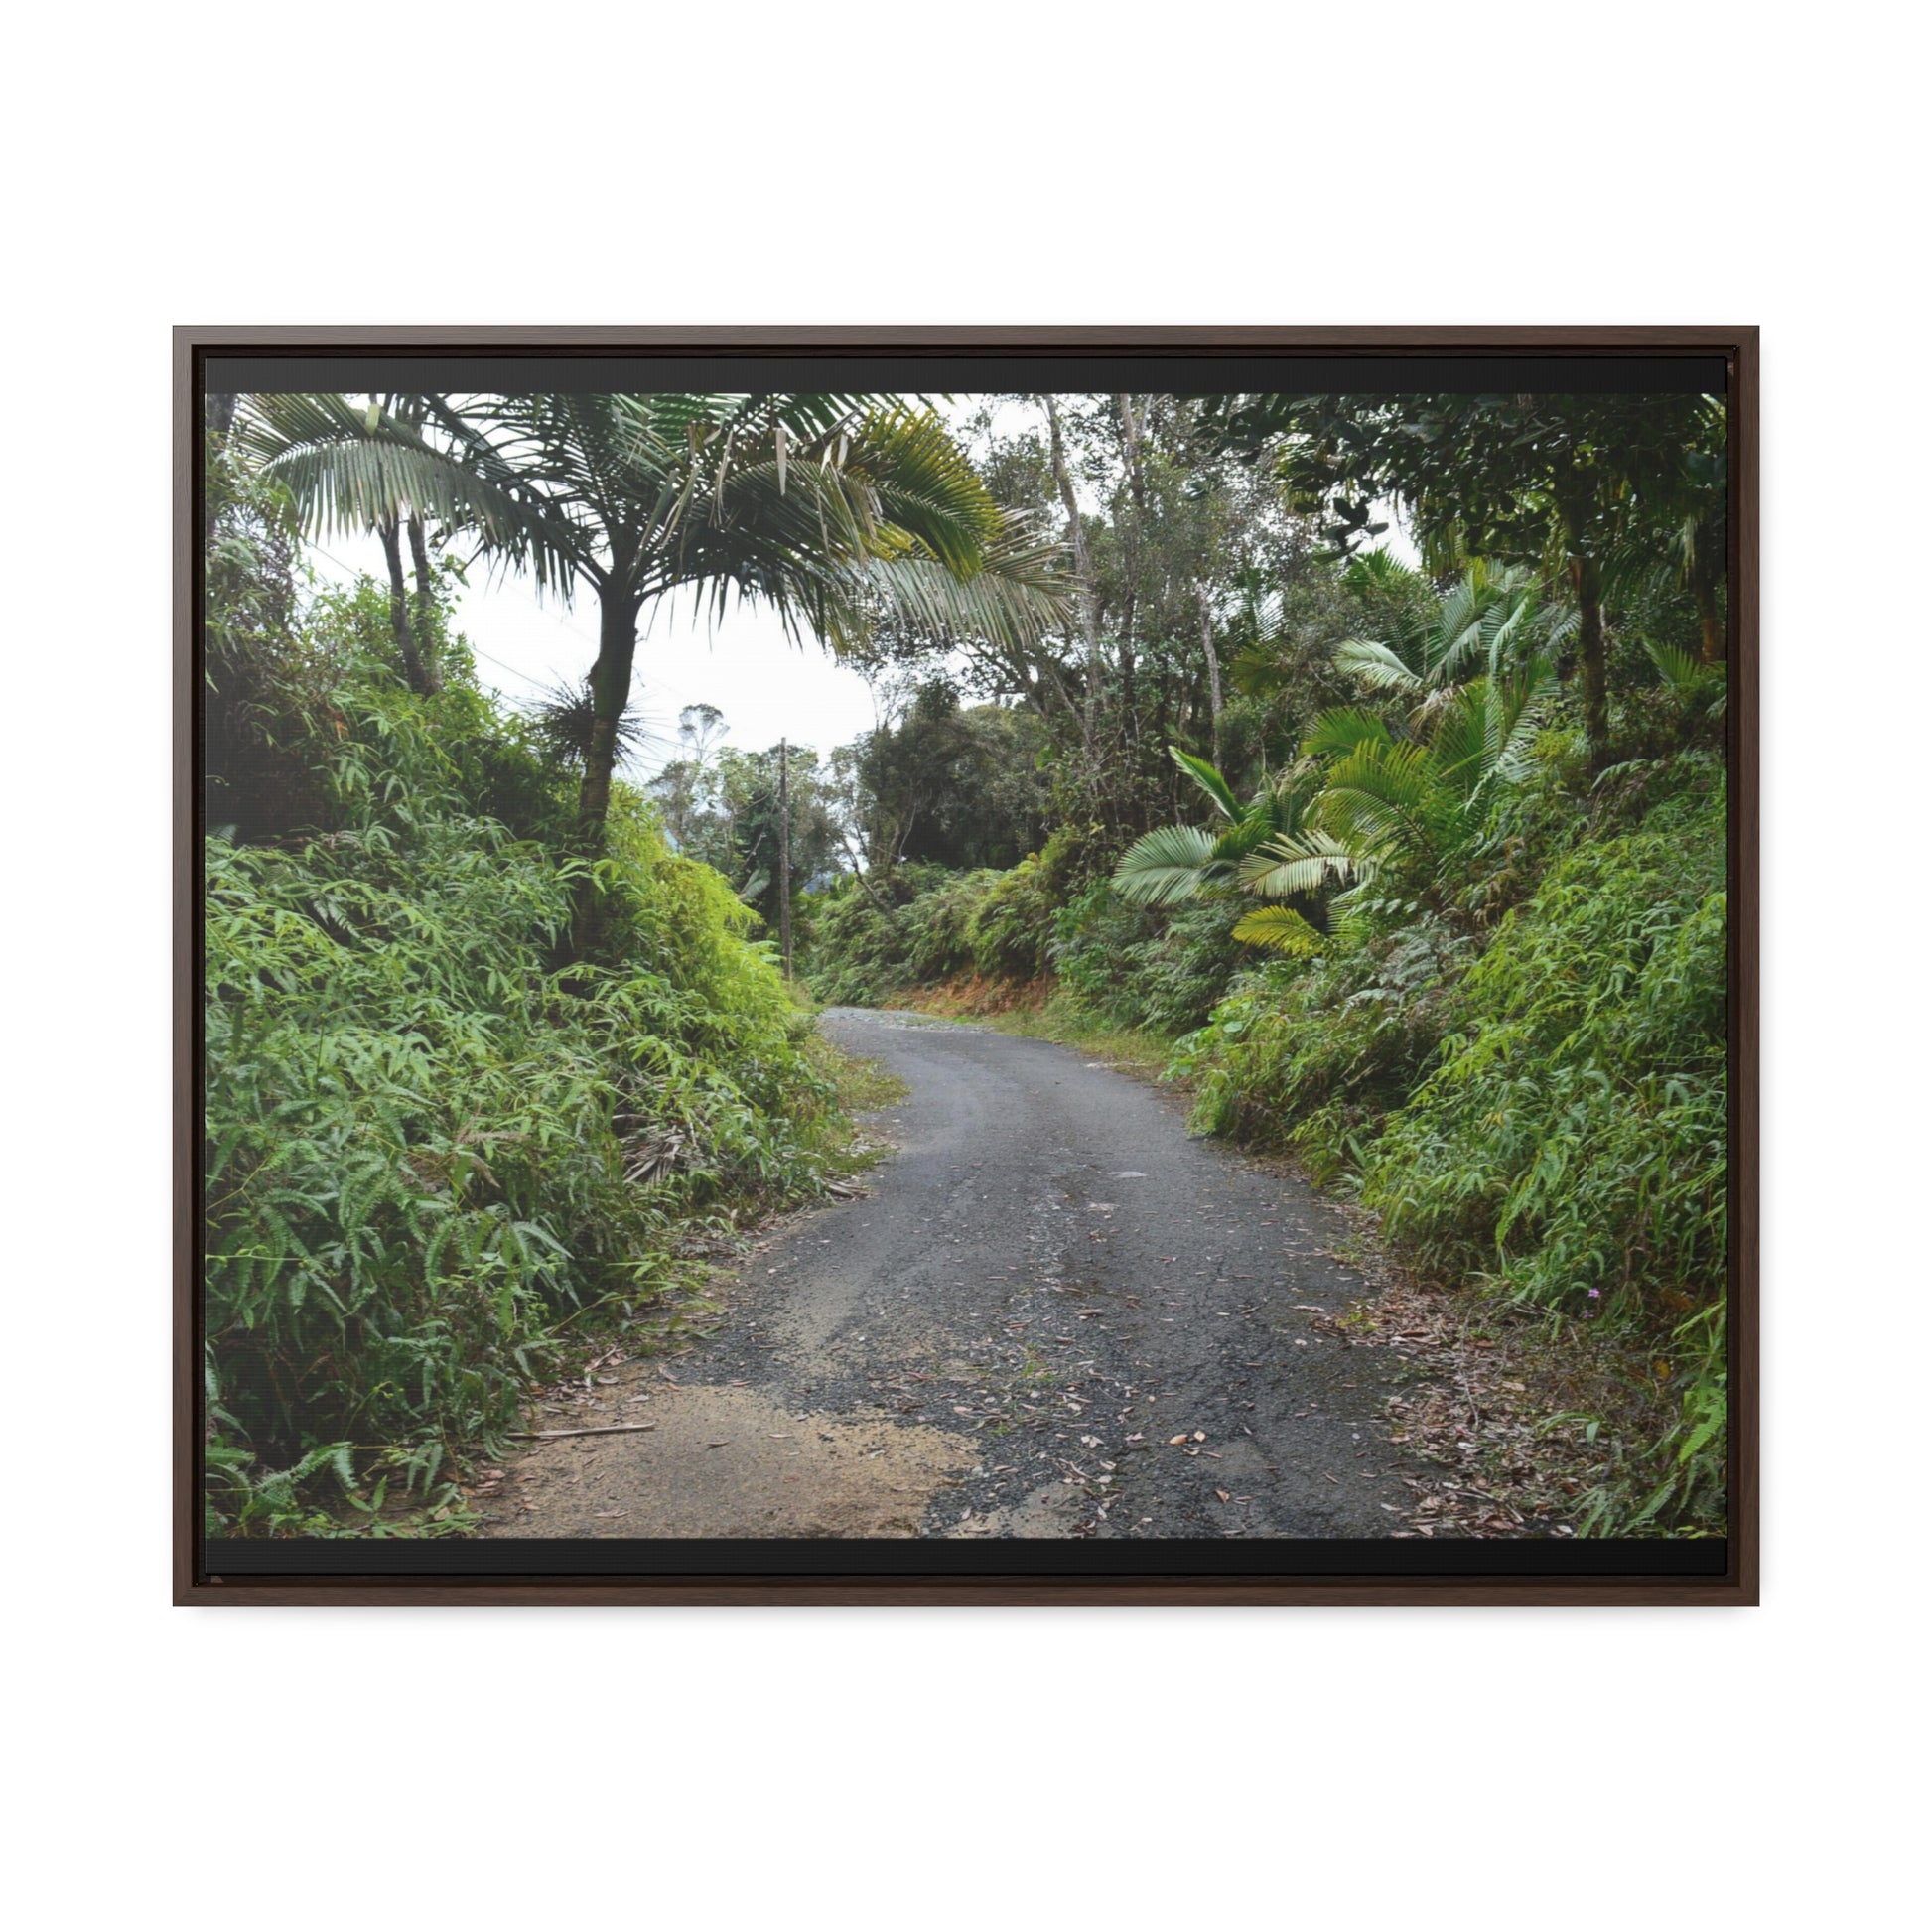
777, 737, 793, 980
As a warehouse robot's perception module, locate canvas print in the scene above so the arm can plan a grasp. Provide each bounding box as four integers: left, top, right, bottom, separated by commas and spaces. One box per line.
200, 371, 1729, 1556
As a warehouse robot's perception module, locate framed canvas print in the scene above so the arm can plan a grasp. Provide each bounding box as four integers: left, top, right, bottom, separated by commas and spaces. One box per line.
175, 327, 1756, 1604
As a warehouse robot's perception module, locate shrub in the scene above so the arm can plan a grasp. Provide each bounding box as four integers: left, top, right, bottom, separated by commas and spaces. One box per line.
1362, 779, 1727, 1322
1051, 883, 1249, 1035
1178, 914, 1473, 1182
205, 617, 838, 1531
1172, 756, 1728, 1531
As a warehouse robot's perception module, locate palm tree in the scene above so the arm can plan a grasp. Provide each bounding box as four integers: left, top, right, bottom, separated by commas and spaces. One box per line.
1330, 553, 1575, 716
1242, 660, 1556, 902
1112, 750, 1335, 953
238, 391, 1065, 907
231, 393, 492, 697
1114, 567, 1562, 952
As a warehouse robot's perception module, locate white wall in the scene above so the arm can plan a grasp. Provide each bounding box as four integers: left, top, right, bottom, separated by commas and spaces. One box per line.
5, 3, 1923, 1926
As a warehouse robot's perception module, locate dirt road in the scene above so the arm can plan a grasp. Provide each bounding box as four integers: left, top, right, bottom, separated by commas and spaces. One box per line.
479, 1008, 1423, 1540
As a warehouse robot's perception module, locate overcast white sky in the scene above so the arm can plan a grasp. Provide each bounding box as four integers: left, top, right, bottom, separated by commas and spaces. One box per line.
305, 526, 882, 774
299, 395, 1415, 778
301, 396, 1027, 775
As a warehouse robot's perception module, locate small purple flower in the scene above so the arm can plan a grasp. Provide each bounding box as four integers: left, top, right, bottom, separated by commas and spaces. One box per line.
1587, 1289, 1600, 1300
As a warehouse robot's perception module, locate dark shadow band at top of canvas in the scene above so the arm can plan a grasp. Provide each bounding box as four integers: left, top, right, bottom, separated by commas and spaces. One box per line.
205, 1537, 1728, 1580
204, 354, 1729, 400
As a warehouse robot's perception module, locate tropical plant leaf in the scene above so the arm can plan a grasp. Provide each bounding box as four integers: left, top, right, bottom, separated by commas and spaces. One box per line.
1333, 636, 1426, 694
1230, 904, 1324, 955
1112, 823, 1220, 905
1237, 828, 1365, 898
1644, 635, 1710, 694
1169, 747, 1243, 823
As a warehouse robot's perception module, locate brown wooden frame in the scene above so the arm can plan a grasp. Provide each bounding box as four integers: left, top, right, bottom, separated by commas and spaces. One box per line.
175, 325, 1758, 1605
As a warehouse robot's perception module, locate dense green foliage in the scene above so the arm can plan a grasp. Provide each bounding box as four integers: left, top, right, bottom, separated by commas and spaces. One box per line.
203, 448, 846, 1534
206, 384, 1732, 1540
840, 681, 1053, 871
801, 392, 1730, 1535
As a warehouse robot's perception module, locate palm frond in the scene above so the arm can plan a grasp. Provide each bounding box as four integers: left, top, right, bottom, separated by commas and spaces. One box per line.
1169, 747, 1243, 823
1334, 636, 1427, 694
1303, 707, 1395, 760
845, 404, 1004, 574
858, 512, 1071, 653
1644, 635, 1709, 694
1230, 904, 1324, 955
1236, 828, 1364, 898
239, 392, 589, 598
1316, 741, 1441, 852
1112, 824, 1221, 905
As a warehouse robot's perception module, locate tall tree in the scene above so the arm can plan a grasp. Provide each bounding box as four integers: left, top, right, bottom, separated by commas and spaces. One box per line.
240, 392, 1067, 940
1208, 390, 1725, 770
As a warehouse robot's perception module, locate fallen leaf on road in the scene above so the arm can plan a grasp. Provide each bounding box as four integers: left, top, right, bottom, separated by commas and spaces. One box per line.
1216, 1489, 1231, 1502
1169, 1435, 1189, 1446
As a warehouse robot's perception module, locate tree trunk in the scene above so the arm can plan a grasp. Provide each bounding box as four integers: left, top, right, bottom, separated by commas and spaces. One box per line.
377, 514, 432, 696
1197, 582, 1224, 769
568, 582, 643, 951
839, 832, 891, 913
1042, 396, 1104, 773
1114, 396, 1145, 769
578, 583, 641, 846
1571, 552, 1610, 769
203, 392, 236, 555
776, 738, 793, 979
406, 512, 442, 694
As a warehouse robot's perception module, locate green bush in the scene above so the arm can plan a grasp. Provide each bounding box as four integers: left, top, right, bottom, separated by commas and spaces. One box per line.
1360, 779, 1729, 1532
205, 631, 838, 1531
802, 824, 1117, 1006
1362, 780, 1727, 1318
1172, 758, 1728, 1530
1051, 882, 1249, 1035
964, 825, 1095, 980
1178, 913, 1473, 1182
